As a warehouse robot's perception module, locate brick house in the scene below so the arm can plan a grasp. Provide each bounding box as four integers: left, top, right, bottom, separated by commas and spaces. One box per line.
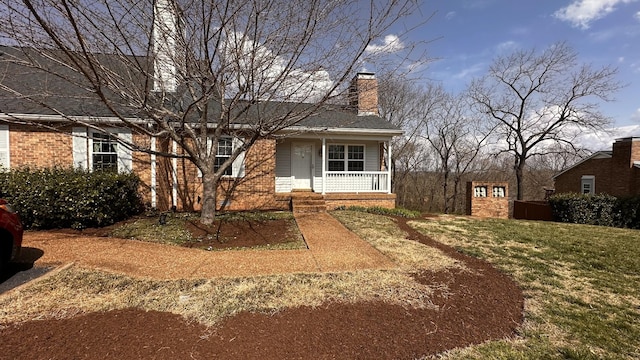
0, 55, 400, 212
553, 137, 640, 196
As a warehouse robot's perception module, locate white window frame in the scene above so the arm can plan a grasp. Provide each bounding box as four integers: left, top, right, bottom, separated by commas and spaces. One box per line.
474, 186, 487, 197
581, 175, 595, 195
73, 127, 132, 173
200, 136, 246, 178
91, 132, 119, 171
0, 124, 10, 171
492, 186, 506, 198
327, 143, 365, 172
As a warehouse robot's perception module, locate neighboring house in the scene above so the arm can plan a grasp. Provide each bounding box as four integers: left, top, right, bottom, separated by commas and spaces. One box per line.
553, 137, 640, 197
0, 50, 400, 212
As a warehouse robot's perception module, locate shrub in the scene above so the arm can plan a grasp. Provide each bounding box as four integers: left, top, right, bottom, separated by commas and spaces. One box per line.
0, 167, 144, 229
548, 193, 640, 229
549, 193, 618, 227
615, 196, 640, 229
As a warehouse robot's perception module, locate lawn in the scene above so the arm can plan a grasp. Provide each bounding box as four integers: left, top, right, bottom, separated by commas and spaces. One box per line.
410, 216, 640, 359
1, 211, 638, 359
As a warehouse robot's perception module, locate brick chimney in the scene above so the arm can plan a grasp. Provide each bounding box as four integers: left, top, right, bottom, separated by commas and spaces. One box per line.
612, 137, 640, 168
349, 72, 378, 116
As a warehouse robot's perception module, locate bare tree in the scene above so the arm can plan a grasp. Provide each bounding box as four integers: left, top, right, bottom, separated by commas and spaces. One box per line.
421, 89, 491, 213
468, 42, 622, 200
0, 0, 421, 223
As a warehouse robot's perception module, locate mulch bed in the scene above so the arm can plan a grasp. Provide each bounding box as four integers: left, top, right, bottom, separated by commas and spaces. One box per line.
0, 215, 524, 360
182, 218, 299, 250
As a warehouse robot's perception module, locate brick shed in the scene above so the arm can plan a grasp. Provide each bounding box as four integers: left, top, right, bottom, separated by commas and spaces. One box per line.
466, 181, 509, 219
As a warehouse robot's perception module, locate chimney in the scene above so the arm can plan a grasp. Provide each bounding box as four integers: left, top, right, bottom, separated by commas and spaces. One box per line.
349, 72, 378, 116
612, 137, 640, 167
152, 0, 182, 93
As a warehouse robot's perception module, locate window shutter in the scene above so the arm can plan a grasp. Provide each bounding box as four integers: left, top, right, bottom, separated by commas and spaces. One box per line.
72, 127, 88, 170
232, 137, 245, 177
0, 125, 10, 170
113, 128, 133, 173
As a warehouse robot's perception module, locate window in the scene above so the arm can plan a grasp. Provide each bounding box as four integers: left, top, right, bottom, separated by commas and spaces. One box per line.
581, 176, 595, 195
214, 138, 233, 176
474, 186, 487, 197
73, 127, 132, 173
92, 133, 118, 171
327, 144, 365, 171
492, 186, 506, 197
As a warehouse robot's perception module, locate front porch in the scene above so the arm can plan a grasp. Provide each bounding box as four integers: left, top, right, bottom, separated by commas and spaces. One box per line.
274, 136, 394, 195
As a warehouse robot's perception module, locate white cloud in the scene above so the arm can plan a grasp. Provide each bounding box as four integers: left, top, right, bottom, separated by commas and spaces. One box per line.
576, 124, 640, 150
445, 11, 456, 20
453, 62, 485, 79
554, 0, 638, 29
365, 34, 404, 54
636, 11, 640, 20
496, 40, 518, 53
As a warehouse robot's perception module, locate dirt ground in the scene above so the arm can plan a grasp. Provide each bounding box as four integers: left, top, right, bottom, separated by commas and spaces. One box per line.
0, 215, 524, 360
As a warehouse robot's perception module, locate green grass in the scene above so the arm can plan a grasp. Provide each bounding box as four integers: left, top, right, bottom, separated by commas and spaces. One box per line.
411, 216, 640, 359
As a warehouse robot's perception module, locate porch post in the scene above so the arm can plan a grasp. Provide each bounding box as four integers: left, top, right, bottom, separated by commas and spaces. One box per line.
387, 140, 392, 194
322, 137, 326, 194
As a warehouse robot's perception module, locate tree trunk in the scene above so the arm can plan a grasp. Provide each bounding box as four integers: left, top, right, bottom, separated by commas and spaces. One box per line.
515, 157, 525, 201
201, 171, 218, 225
442, 169, 450, 214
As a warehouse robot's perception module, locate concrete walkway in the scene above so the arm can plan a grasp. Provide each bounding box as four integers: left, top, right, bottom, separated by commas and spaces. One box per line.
21, 212, 396, 280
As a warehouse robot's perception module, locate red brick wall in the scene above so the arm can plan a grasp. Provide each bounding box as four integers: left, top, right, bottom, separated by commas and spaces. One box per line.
466, 181, 509, 218
555, 138, 640, 197
324, 193, 396, 210
9, 125, 73, 168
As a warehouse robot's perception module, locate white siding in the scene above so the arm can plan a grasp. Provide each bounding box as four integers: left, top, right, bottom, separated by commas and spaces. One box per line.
112, 128, 133, 173
72, 127, 88, 170
275, 140, 291, 177
0, 125, 9, 170
365, 142, 379, 171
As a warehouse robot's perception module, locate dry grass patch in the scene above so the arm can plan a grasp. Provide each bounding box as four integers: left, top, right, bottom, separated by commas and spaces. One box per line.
332, 211, 460, 272
0, 265, 435, 327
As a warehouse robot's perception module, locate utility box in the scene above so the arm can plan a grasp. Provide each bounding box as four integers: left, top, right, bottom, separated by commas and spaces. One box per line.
466, 181, 509, 219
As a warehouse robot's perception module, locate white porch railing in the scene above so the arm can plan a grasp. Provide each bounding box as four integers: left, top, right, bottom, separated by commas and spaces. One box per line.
324, 171, 389, 193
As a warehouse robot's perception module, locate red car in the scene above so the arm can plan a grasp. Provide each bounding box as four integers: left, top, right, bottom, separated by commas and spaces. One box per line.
0, 199, 23, 268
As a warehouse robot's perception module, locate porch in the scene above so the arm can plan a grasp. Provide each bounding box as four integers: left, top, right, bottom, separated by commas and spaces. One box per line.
274, 137, 393, 195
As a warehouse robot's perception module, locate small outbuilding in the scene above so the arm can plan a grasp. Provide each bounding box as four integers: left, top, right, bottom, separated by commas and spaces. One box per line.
466, 181, 509, 219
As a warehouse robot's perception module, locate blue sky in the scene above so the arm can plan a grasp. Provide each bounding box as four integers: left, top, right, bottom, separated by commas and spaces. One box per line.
386, 0, 640, 132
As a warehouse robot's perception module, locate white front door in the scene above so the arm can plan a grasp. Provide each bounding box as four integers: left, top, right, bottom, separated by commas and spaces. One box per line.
292, 143, 313, 189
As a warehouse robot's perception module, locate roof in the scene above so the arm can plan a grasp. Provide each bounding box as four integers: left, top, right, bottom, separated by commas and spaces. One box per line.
0, 46, 400, 135
553, 151, 613, 179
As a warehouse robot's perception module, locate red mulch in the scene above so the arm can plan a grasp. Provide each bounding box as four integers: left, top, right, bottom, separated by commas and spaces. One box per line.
182, 218, 299, 250
0, 215, 524, 360
51, 216, 299, 250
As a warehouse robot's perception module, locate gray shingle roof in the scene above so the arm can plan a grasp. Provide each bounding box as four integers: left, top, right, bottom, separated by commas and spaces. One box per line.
0, 46, 399, 133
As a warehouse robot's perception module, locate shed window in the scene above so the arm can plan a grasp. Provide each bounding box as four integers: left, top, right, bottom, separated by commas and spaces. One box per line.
492, 186, 506, 197
474, 186, 487, 197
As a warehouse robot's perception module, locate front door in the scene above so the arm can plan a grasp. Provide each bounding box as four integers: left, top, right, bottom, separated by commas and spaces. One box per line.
292, 143, 313, 190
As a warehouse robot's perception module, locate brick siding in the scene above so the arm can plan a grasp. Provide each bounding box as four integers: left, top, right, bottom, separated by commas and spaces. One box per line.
466, 181, 509, 219
554, 138, 640, 197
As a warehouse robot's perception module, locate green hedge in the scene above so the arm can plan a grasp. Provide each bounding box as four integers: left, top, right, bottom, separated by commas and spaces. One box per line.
0, 168, 144, 229
549, 193, 640, 229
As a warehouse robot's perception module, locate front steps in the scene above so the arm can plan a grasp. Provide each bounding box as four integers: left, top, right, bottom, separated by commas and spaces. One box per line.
291, 191, 326, 214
